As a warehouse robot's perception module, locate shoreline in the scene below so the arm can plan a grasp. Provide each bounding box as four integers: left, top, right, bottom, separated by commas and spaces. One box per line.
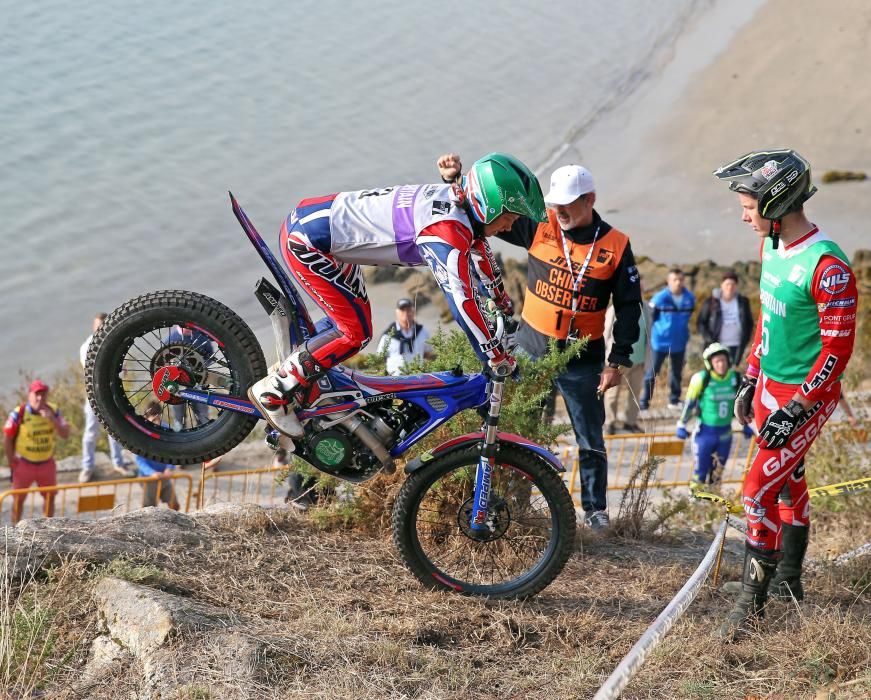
491, 0, 768, 264
576, 0, 871, 264
6, 0, 871, 391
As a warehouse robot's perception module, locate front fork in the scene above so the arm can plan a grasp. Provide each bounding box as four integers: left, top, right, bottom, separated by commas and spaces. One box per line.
470, 376, 504, 534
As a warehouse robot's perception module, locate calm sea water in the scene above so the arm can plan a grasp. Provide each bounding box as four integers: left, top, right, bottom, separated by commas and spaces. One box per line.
0, 0, 702, 391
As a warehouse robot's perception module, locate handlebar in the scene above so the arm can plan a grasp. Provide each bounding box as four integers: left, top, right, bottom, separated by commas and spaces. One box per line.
495, 313, 505, 342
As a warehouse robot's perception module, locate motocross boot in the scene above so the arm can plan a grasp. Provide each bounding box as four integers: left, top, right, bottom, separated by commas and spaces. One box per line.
717, 544, 778, 642
248, 349, 322, 438
770, 523, 809, 601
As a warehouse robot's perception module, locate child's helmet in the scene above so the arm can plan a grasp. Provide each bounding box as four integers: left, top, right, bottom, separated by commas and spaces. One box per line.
702, 342, 732, 371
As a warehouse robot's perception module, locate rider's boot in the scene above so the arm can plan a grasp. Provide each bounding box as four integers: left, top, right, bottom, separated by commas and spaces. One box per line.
717, 544, 778, 641
248, 349, 322, 438
770, 523, 809, 601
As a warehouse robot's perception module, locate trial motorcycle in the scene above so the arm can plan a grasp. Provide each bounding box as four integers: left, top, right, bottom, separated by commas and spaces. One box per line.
86, 193, 576, 599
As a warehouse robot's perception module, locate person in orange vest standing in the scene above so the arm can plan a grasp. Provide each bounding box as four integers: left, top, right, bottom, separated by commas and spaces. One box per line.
4, 380, 71, 523
438, 154, 642, 530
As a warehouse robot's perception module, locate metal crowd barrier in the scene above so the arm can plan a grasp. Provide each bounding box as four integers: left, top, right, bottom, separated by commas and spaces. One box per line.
561, 430, 757, 508
198, 465, 286, 509
0, 465, 291, 523
0, 472, 194, 521
1, 420, 862, 522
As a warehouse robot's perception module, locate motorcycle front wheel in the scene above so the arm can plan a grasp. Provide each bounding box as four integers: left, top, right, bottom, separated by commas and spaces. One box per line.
86, 290, 267, 465
392, 444, 576, 599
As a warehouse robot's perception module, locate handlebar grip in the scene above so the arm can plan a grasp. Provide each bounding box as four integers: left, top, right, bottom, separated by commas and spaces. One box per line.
495, 313, 505, 341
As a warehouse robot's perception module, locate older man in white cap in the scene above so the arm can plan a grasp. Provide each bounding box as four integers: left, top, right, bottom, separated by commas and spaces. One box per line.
437, 154, 642, 530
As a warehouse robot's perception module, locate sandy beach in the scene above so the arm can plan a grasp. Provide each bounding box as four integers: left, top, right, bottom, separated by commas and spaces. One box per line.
537, 0, 871, 265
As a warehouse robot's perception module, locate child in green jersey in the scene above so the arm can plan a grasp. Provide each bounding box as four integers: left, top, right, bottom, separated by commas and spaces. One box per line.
676, 343, 752, 491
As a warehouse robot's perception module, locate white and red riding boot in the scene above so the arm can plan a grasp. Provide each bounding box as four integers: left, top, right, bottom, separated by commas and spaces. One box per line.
247, 350, 322, 438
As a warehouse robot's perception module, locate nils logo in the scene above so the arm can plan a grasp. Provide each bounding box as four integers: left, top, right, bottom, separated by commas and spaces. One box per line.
818, 263, 850, 295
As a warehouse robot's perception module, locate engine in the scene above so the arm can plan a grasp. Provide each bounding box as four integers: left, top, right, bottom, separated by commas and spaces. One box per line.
297, 401, 422, 482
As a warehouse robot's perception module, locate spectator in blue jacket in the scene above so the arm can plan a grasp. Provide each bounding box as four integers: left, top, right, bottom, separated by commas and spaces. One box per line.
640, 268, 695, 409
136, 402, 180, 510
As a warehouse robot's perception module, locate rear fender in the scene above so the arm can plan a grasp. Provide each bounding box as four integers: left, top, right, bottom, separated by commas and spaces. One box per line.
404, 431, 565, 475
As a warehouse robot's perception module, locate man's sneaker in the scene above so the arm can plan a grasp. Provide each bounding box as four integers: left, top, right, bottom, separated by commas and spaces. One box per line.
585, 510, 610, 531
112, 463, 135, 478
286, 497, 309, 512
668, 402, 682, 410
624, 423, 644, 434
78, 468, 94, 484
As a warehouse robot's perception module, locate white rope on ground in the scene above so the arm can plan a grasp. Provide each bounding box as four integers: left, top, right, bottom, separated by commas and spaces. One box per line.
833, 541, 871, 565
592, 520, 728, 700
726, 514, 747, 534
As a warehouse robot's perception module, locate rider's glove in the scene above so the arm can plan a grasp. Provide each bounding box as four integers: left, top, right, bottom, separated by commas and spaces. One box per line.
758, 400, 805, 449
734, 375, 757, 425
488, 354, 517, 379
494, 290, 514, 318
503, 317, 519, 354
742, 424, 755, 439
675, 424, 689, 440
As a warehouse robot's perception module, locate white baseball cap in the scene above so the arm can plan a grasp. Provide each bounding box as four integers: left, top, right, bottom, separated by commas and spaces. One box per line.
544, 165, 596, 206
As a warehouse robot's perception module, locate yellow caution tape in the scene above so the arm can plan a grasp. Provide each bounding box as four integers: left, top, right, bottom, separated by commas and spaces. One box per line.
693, 475, 871, 515
692, 490, 743, 514
809, 475, 871, 498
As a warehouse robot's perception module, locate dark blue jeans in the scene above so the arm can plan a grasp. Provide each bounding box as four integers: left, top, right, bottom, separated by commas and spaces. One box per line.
640, 349, 685, 407
554, 360, 608, 514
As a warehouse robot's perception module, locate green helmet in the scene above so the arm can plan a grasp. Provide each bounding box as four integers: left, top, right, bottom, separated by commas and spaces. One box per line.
713, 149, 817, 220
702, 342, 731, 371
463, 153, 547, 224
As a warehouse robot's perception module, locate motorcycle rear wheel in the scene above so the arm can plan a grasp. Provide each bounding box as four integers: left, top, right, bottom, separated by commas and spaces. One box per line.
392, 444, 576, 599
86, 290, 267, 465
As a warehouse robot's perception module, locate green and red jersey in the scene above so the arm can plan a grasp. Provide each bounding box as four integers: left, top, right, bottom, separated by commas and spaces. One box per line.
746, 227, 857, 402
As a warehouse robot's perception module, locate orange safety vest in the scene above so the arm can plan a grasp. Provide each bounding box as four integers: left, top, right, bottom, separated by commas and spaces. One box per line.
521, 212, 630, 341
14, 402, 58, 463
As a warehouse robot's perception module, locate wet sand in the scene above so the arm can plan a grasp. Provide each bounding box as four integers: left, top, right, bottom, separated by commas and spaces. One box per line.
534, 0, 871, 264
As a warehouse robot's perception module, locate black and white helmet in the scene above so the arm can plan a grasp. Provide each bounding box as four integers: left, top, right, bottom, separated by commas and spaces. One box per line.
713, 149, 817, 220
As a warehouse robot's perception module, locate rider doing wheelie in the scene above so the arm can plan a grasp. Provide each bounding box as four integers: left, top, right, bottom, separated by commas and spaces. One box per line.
248, 153, 548, 438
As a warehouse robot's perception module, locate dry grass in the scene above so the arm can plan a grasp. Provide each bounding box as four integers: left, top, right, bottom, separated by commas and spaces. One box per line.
1, 501, 868, 699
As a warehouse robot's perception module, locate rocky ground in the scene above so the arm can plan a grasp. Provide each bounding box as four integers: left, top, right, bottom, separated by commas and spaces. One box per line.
2, 493, 870, 699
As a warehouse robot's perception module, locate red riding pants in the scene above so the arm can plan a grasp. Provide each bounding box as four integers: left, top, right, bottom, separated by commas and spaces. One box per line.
279, 220, 372, 369
742, 374, 839, 551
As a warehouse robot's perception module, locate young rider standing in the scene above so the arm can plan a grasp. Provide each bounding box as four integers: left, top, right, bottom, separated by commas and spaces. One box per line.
248, 153, 548, 438
675, 342, 750, 492
713, 149, 858, 639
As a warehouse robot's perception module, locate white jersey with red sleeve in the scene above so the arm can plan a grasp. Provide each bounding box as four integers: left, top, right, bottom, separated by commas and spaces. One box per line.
312, 182, 508, 364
